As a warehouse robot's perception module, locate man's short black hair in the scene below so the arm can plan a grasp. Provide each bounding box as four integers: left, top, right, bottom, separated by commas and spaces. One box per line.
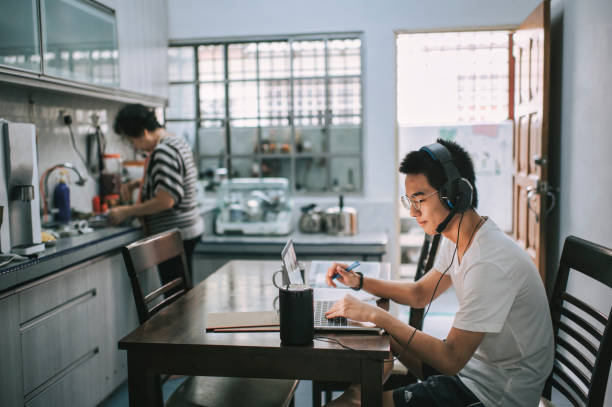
113, 103, 162, 138
399, 138, 478, 208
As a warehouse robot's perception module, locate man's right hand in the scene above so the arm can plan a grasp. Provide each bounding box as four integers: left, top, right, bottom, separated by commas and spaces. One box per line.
326, 262, 360, 289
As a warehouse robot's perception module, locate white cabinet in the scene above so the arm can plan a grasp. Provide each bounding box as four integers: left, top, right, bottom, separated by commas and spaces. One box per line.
0, 251, 140, 406
0, 294, 23, 406
99, 0, 169, 98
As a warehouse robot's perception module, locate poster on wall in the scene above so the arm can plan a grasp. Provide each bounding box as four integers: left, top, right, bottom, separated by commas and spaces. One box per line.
398, 121, 513, 232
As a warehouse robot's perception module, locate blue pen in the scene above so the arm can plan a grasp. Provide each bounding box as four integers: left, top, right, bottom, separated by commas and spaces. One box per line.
332, 260, 360, 280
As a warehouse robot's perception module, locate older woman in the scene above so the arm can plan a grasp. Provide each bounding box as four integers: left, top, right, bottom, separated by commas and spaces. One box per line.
109, 103, 203, 283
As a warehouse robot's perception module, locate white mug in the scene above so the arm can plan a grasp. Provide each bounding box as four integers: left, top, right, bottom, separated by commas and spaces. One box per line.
272, 262, 306, 289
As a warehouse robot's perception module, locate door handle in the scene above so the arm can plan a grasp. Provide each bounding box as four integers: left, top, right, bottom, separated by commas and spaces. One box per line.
526, 186, 540, 223
526, 184, 556, 223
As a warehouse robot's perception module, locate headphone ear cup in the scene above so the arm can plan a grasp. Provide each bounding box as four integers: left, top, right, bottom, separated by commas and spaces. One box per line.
454, 178, 473, 212
437, 186, 453, 210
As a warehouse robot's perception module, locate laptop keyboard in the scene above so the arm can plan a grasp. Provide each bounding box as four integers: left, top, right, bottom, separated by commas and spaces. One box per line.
314, 301, 348, 327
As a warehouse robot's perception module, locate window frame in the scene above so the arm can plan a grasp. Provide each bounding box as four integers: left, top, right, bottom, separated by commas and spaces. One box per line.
166, 32, 364, 195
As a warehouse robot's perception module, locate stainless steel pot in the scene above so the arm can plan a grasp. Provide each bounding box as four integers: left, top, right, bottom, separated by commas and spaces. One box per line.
298, 204, 325, 233
324, 195, 358, 235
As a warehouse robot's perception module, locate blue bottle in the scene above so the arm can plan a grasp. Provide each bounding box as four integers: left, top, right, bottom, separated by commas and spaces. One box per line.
53, 176, 71, 223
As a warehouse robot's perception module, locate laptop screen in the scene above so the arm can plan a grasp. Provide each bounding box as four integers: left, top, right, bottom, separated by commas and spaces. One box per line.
281, 239, 304, 285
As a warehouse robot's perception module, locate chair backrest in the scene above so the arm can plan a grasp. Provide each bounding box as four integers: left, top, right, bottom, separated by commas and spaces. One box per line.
544, 235, 612, 407
408, 233, 441, 329
122, 229, 192, 324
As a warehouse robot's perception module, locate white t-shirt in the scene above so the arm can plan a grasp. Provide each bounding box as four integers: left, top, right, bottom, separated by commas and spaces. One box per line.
433, 218, 554, 407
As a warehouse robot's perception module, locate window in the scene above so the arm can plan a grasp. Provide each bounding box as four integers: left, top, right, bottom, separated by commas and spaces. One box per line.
397, 31, 510, 125
166, 34, 363, 194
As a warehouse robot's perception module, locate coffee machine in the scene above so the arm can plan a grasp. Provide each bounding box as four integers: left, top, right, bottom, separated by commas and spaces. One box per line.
0, 120, 45, 255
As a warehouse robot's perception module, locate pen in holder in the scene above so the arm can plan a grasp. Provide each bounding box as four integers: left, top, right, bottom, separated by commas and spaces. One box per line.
279, 284, 314, 346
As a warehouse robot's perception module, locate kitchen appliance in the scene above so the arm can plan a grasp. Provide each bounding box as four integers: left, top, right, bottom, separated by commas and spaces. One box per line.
298, 203, 326, 233
324, 195, 358, 236
215, 178, 292, 235
0, 120, 45, 255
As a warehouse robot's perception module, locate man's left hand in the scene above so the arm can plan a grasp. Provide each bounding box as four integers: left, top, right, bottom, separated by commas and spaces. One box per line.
325, 294, 378, 322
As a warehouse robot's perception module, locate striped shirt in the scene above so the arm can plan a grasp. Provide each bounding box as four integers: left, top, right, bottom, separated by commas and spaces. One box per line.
142, 135, 204, 240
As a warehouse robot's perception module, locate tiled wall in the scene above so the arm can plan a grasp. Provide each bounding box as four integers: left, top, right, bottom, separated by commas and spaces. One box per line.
0, 82, 137, 215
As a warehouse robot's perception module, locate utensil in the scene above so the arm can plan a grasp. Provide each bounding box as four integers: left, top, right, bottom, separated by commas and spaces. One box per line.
324, 195, 358, 235
298, 203, 325, 233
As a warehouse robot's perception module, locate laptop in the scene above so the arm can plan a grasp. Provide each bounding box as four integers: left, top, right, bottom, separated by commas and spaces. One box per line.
281, 239, 381, 333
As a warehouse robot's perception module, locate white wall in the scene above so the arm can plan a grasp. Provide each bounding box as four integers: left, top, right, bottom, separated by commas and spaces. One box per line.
551, 0, 612, 249
550, 1, 612, 402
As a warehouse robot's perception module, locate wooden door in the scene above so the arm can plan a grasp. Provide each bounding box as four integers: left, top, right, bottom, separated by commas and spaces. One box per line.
511, 1, 551, 280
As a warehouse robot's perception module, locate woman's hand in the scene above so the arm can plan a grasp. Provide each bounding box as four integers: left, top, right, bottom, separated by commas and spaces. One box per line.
324, 294, 379, 323
325, 262, 360, 289
107, 205, 132, 226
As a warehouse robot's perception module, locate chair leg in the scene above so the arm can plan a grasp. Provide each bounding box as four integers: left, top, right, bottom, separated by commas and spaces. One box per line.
325, 390, 333, 402
312, 382, 322, 407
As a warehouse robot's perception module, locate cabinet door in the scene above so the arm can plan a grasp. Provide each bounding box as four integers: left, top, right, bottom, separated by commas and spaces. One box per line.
92, 253, 140, 397
0, 294, 24, 406
19, 265, 101, 405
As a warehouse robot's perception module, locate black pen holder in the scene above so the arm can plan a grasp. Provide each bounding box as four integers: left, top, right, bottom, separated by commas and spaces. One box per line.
279, 284, 314, 346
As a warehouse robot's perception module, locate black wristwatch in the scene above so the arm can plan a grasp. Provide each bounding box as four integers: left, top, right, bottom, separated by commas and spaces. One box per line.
352, 271, 364, 291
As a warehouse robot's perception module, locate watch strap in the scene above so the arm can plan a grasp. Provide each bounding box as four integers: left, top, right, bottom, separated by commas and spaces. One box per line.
352, 271, 364, 291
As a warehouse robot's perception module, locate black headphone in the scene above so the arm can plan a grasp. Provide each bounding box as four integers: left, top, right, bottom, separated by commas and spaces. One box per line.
420, 142, 473, 218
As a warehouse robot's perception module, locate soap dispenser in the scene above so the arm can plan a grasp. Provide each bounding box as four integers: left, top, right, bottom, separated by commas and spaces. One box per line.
53, 171, 71, 223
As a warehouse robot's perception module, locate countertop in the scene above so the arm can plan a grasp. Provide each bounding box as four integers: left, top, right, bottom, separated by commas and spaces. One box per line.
198, 231, 388, 256
0, 226, 142, 294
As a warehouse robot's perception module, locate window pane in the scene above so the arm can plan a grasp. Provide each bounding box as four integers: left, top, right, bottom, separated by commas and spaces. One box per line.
260, 127, 291, 154
261, 158, 291, 180
328, 39, 361, 76
229, 125, 257, 155
168, 46, 194, 81
295, 127, 324, 154
167, 84, 195, 119
166, 121, 196, 149
293, 78, 326, 122
259, 79, 290, 119
229, 81, 258, 118
329, 77, 361, 116
331, 157, 360, 192
292, 40, 325, 77
259, 41, 290, 79
198, 44, 224, 81
331, 115, 361, 125
198, 122, 225, 156
228, 43, 257, 80
229, 157, 257, 178
329, 126, 360, 154
296, 157, 327, 192
0, 1, 41, 72
199, 82, 226, 117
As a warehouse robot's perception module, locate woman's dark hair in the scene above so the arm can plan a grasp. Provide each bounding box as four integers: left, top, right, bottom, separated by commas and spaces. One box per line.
113, 104, 161, 138
399, 138, 478, 208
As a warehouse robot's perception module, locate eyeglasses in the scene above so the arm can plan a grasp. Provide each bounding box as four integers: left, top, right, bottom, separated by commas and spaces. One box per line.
400, 190, 438, 211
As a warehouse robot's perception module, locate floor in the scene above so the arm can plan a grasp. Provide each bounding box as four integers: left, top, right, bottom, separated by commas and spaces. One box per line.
100, 285, 571, 407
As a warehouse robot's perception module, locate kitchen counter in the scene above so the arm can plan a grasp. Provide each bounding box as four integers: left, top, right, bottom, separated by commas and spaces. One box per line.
198, 231, 388, 260
0, 226, 142, 294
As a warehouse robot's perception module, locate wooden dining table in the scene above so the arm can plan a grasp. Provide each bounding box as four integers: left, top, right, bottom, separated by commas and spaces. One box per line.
118, 260, 391, 406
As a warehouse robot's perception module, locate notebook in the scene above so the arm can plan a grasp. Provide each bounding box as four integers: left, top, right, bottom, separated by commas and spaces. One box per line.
281, 239, 380, 332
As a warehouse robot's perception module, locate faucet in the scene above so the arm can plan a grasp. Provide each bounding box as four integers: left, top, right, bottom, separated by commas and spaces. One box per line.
42, 162, 87, 219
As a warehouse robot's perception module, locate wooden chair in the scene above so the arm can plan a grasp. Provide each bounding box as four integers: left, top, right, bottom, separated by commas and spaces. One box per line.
539, 235, 612, 407
122, 229, 298, 407
312, 233, 440, 406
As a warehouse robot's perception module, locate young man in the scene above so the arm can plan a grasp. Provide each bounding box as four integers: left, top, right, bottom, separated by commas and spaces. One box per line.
324, 139, 554, 407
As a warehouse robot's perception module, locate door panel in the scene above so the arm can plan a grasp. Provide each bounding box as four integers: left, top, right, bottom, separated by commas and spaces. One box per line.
512, 1, 550, 279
